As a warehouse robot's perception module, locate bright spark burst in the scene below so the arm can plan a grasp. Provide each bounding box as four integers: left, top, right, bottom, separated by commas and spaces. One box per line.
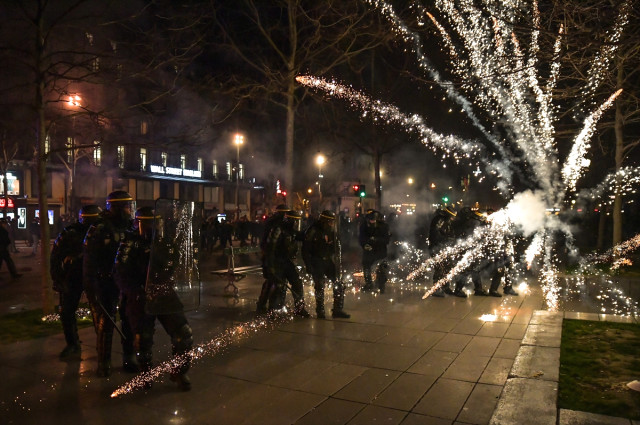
299, 0, 638, 315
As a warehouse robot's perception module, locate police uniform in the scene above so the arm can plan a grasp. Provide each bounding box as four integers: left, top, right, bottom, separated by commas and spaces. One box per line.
263, 211, 309, 316
82, 192, 136, 377
113, 208, 193, 390
428, 208, 456, 296
256, 205, 289, 314
51, 210, 95, 358
302, 211, 349, 319
358, 211, 390, 293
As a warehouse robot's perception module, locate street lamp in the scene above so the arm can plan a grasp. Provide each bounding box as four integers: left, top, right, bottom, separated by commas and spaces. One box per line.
234, 133, 244, 220
66, 94, 82, 216
315, 153, 325, 201
407, 177, 414, 185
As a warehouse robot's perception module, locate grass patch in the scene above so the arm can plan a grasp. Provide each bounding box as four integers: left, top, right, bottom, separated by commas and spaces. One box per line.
0, 307, 93, 345
559, 319, 640, 419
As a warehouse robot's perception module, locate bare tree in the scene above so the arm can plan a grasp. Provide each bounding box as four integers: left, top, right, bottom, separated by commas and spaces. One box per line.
210, 0, 389, 193
0, 0, 207, 313
550, 0, 640, 248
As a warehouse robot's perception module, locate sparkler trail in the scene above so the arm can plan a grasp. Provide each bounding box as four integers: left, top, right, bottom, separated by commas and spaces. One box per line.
295, 76, 483, 163
111, 312, 294, 398
298, 0, 636, 313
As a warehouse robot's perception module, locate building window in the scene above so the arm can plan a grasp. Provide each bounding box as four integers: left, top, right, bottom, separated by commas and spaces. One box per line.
239, 164, 244, 180
140, 147, 147, 171
180, 154, 186, 169
45, 135, 50, 155
93, 140, 101, 166
117, 145, 125, 168
161, 151, 167, 167
226, 162, 232, 181
197, 157, 203, 172
212, 160, 218, 178
140, 120, 148, 135
91, 57, 100, 72
66, 137, 74, 163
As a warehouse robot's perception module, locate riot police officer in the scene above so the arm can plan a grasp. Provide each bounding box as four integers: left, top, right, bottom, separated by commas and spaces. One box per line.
256, 204, 290, 314
451, 207, 488, 297
302, 210, 350, 319
359, 210, 390, 294
83, 191, 136, 377
428, 207, 457, 297
264, 209, 309, 317
51, 205, 101, 359
113, 207, 193, 391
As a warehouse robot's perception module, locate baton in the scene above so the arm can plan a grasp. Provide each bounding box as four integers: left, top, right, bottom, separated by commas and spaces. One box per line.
96, 299, 127, 340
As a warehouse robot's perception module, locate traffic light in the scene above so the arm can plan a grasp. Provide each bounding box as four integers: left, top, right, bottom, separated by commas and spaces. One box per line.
442, 195, 449, 203
358, 184, 366, 197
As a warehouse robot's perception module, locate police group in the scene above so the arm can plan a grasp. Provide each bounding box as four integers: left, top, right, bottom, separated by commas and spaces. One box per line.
50, 197, 516, 392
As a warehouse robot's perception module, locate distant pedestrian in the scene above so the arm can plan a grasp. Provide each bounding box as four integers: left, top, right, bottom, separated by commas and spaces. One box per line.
0, 219, 22, 280
29, 217, 40, 256
8, 217, 18, 253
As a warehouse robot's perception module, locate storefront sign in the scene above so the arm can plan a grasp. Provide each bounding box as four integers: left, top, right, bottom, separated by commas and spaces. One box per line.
149, 164, 201, 178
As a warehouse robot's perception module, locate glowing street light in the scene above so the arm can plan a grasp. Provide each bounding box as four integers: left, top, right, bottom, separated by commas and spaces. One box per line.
234, 133, 244, 219
407, 177, 414, 185
315, 153, 325, 201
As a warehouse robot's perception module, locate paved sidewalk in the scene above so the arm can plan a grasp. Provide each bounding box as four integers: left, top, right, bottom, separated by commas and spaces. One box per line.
0, 246, 638, 425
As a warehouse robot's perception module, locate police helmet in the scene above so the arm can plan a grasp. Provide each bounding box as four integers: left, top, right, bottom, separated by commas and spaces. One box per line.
319, 210, 336, 221
284, 210, 303, 232
437, 207, 456, 218
106, 190, 136, 220
134, 206, 161, 236
79, 204, 102, 224
365, 210, 379, 221
275, 204, 291, 213
134, 206, 157, 221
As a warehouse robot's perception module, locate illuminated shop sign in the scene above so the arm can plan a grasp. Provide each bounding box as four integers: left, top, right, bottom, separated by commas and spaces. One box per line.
0, 197, 15, 208
149, 165, 201, 178
0, 172, 20, 196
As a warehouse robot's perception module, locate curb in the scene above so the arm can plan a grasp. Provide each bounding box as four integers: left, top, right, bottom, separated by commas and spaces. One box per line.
490, 310, 639, 425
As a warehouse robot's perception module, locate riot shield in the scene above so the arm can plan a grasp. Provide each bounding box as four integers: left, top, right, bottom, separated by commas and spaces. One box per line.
145, 198, 202, 314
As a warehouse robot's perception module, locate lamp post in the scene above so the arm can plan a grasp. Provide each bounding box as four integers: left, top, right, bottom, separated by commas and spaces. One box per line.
315, 153, 325, 203
66, 94, 82, 216
234, 133, 244, 220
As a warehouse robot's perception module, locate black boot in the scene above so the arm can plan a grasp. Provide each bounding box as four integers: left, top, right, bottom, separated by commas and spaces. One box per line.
315, 286, 326, 319
256, 279, 270, 314
59, 343, 81, 360
504, 285, 519, 296
96, 323, 112, 377
170, 372, 191, 391
123, 353, 139, 373
332, 283, 350, 319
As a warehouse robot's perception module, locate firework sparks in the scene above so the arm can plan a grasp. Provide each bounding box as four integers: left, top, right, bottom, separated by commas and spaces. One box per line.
111, 312, 294, 398
298, 0, 636, 314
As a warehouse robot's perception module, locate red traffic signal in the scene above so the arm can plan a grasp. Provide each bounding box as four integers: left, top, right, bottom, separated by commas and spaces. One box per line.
352, 185, 360, 196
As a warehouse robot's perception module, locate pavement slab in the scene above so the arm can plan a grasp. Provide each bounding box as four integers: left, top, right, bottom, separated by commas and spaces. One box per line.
1, 243, 637, 425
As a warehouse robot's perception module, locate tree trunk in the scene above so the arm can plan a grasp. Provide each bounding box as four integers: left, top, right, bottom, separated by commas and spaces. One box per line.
597, 208, 606, 251
612, 58, 624, 249
374, 149, 382, 211
36, 4, 54, 314
285, 76, 295, 194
